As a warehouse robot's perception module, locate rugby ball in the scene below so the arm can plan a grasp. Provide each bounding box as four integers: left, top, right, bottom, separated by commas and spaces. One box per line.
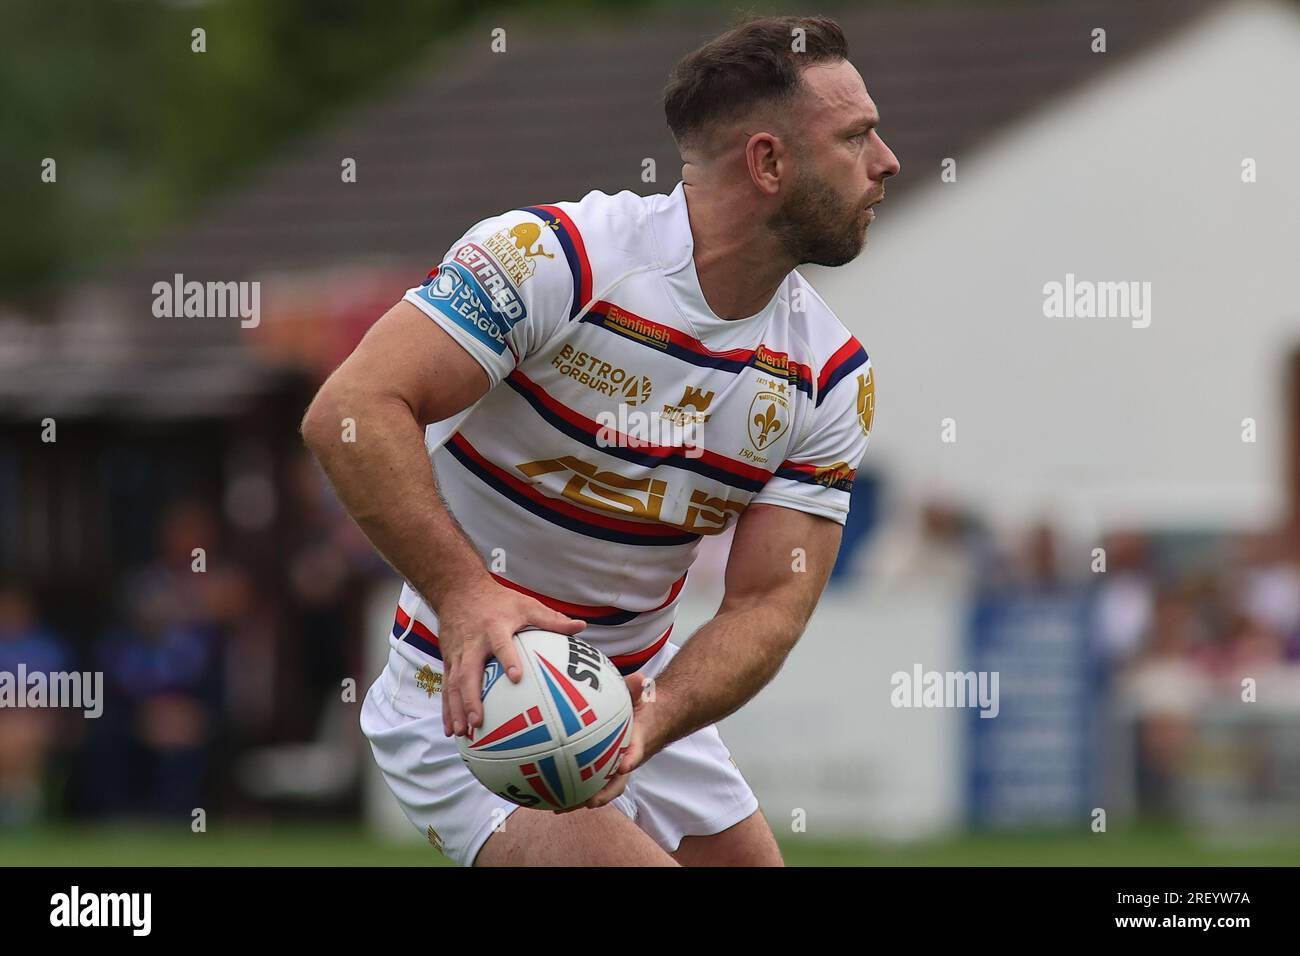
457, 630, 633, 811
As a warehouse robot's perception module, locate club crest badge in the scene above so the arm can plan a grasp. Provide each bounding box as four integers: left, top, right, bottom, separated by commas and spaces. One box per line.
747, 389, 790, 451
415, 664, 443, 697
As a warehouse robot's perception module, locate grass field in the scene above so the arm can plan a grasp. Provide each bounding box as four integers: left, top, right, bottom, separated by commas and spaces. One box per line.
3, 824, 1298, 866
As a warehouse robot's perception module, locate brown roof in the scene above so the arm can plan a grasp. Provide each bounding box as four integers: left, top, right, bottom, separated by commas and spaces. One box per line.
7, 0, 1211, 419
101, 0, 1215, 295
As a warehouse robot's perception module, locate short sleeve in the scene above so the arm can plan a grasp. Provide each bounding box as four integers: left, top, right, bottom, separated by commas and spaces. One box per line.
403, 209, 576, 389
750, 342, 874, 525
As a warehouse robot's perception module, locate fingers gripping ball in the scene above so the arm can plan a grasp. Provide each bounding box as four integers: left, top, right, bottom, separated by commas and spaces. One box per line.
457, 630, 633, 810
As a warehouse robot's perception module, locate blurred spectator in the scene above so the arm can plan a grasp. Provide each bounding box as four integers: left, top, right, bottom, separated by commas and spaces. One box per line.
1197, 611, 1285, 687
861, 498, 989, 593
1232, 529, 1300, 646
1092, 530, 1155, 669
75, 499, 244, 820
1099, 523, 1300, 821
0, 584, 70, 825
1120, 590, 1213, 816
280, 449, 375, 735
1014, 521, 1063, 590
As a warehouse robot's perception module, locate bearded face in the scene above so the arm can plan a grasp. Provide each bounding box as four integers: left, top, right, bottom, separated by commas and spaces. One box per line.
767, 162, 874, 267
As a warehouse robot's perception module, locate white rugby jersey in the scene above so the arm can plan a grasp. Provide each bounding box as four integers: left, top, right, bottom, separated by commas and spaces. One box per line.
389, 182, 875, 675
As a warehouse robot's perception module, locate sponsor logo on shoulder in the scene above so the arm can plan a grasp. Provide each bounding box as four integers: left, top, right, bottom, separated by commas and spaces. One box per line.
813, 461, 855, 491
484, 221, 556, 287
453, 243, 525, 318
856, 368, 875, 438
603, 304, 672, 349
417, 242, 525, 354
754, 344, 799, 385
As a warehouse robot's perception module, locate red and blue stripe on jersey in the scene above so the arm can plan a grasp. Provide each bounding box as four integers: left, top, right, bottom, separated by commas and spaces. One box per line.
443, 431, 702, 546
518, 204, 592, 320
392, 605, 673, 675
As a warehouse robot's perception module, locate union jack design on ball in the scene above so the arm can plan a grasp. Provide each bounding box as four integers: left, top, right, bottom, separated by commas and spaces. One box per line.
518, 756, 566, 807
535, 654, 600, 732
468, 649, 628, 808
575, 717, 631, 783
466, 705, 551, 751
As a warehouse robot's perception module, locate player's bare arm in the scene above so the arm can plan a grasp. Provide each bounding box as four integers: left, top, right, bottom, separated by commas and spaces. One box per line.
300, 300, 586, 738
582, 503, 842, 810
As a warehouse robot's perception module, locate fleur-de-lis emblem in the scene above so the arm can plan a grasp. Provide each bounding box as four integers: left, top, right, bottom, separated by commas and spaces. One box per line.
753, 402, 780, 446
415, 664, 442, 697
746, 390, 790, 452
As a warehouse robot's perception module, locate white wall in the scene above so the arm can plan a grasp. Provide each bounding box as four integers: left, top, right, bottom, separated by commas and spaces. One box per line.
680, 584, 969, 841
811, 0, 1300, 535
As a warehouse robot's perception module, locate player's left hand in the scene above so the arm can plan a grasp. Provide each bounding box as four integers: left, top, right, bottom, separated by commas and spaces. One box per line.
553, 672, 660, 814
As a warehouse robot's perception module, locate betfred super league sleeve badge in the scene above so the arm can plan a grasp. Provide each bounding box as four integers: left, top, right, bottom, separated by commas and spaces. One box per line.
416, 243, 526, 355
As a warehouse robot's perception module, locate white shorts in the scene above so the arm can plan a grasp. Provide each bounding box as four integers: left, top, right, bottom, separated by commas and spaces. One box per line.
360, 639, 759, 866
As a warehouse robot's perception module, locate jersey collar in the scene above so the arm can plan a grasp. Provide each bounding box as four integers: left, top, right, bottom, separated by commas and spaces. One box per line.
651, 181, 783, 344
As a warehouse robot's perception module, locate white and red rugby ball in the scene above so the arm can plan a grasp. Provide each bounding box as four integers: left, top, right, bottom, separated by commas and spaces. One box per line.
457, 630, 633, 811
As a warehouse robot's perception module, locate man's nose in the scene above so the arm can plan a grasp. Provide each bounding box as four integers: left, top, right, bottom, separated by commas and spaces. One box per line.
874, 134, 901, 180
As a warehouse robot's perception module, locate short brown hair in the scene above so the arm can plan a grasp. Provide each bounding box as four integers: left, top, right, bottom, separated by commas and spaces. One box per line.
663, 14, 849, 151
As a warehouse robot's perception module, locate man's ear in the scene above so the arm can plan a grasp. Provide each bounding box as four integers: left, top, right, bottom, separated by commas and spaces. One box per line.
745, 131, 786, 195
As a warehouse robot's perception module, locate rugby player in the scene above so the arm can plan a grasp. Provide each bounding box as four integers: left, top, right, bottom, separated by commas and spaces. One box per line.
302, 13, 899, 866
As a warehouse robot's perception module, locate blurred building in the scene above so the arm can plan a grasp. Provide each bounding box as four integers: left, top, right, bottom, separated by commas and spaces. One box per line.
813, 0, 1300, 537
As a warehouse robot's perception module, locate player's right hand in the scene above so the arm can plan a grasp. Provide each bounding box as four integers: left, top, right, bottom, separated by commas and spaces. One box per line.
434, 577, 586, 739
